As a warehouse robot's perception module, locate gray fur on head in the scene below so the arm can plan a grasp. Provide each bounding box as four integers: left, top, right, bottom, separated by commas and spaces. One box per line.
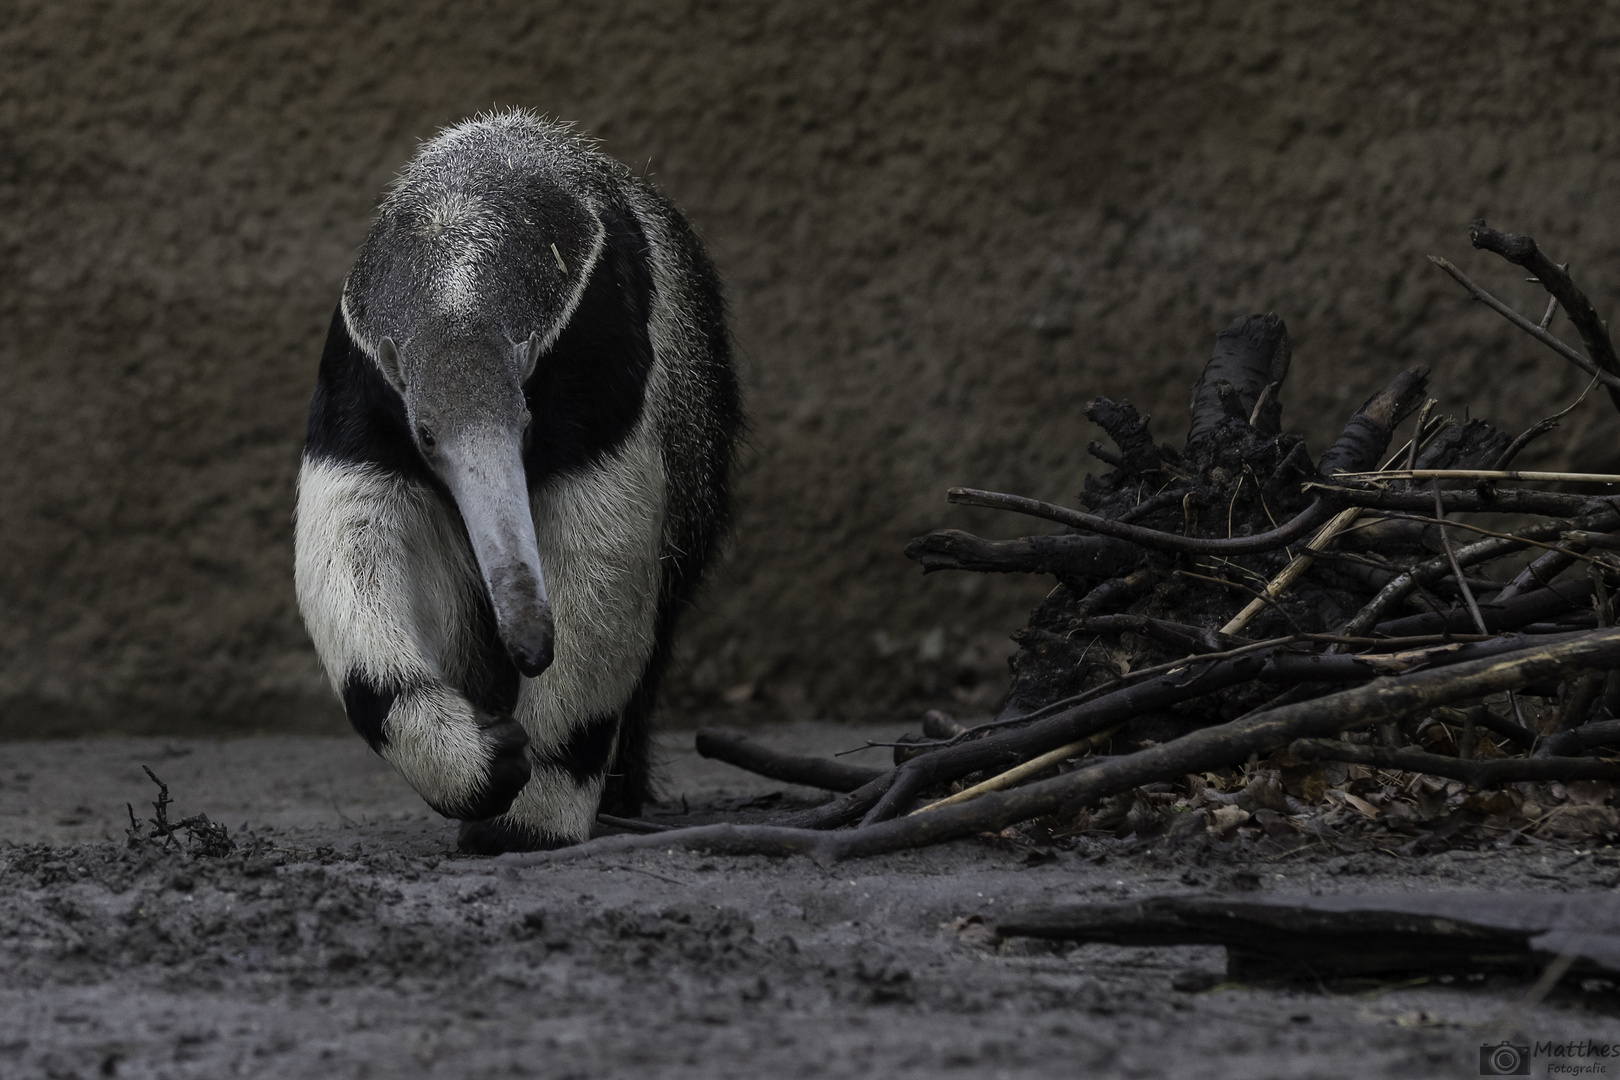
341, 112, 614, 364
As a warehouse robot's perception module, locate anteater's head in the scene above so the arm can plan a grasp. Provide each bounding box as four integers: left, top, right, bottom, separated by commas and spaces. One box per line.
375, 322, 554, 678
344, 112, 609, 680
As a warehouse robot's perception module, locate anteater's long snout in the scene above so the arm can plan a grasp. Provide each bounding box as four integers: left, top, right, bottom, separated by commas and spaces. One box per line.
440, 435, 554, 679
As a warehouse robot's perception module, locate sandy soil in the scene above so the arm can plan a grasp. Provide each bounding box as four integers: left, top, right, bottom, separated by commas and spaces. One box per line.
4, 725, 1619, 1079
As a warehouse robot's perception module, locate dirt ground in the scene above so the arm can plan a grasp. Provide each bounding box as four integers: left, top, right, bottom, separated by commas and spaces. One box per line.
4, 724, 1619, 1079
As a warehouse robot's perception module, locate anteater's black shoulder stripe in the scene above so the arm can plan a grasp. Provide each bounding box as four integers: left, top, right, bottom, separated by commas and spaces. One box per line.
522, 203, 655, 483
304, 306, 435, 486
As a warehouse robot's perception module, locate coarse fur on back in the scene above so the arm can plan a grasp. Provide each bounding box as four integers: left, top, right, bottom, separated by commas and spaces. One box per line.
295, 109, 741, 852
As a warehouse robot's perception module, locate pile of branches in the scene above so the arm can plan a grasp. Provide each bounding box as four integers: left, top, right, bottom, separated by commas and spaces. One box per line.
559, 220, 1620, 866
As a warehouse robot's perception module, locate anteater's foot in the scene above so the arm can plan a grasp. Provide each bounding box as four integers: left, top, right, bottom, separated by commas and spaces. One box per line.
448, 712, 533, 821
456, 816, 574, 855
386, 696, 533, 822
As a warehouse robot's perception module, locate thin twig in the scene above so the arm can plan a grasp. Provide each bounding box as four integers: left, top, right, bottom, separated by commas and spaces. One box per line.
1331, 468, 1620, 484
1434, 481, 1488, 634
1219, 507, 1363, 636
1307, 482, 1605, 518
596, 814, 675, 834
913, 635, 1300, 750
1341, 538, 1515, 638
1340, 507, 1620, 636
1069, 615, 1225, 653
1401, 398, 1439, 489
948, 487, 1333, 556
1175, 569, 1308, 635
909, 724, 1125, 816
1469, 220, 1620, 413
1428, 255, 1620, 395
1493, 377, 1599, 470
1353, 511, 1612, 567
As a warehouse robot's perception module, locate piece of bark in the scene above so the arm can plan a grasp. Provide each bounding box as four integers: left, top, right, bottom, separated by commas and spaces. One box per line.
1085, 398, 1164, 476
1411, 418, 1511, 472
1315, 367, 1430, 479
996, 893, 1620, 980
1187, 314, 1291, 449
904, 529, 1141, 581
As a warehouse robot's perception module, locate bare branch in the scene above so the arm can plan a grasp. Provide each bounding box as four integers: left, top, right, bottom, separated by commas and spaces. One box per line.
1469, 219, 1620, 412
1429, 254, 1620, 401
1289, 738, 1620, 786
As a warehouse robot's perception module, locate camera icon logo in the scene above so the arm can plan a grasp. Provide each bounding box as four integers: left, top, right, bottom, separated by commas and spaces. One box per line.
1479, 1042, 1531, 1075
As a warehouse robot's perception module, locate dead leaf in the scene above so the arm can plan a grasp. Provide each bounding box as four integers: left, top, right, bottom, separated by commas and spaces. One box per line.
1333, 790, 1381, 818
1240, 771, 1289, 813
1089, 793, 1132, 834
1207, 805, 1250, 838
1281, 764, 1327, 803
1566, 781, 1614, 807
1417, 720, 1458, 757
1166, 807, 1208, 838
1251, 808, 1298, 837
1048, 809, 1091, 840
1462, 790, 1521, 817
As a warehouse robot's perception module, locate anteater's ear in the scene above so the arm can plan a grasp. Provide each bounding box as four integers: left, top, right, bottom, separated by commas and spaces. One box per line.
521, 330, 543, 383
375, 336, 406, 393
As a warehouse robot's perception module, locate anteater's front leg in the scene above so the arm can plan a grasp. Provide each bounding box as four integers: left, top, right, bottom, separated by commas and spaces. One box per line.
295, 460, 531, 820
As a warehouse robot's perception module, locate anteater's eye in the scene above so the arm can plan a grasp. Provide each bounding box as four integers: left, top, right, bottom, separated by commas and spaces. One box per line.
418, 425, 436, 450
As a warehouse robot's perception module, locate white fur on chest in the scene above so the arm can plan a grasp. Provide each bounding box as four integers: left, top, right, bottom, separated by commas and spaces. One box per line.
296, 437, 667, 744
517, 419, 667, 748
294, 460, 485, 690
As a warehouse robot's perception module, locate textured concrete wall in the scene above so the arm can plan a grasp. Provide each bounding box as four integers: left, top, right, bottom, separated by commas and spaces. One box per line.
4, 1, 1620, 735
